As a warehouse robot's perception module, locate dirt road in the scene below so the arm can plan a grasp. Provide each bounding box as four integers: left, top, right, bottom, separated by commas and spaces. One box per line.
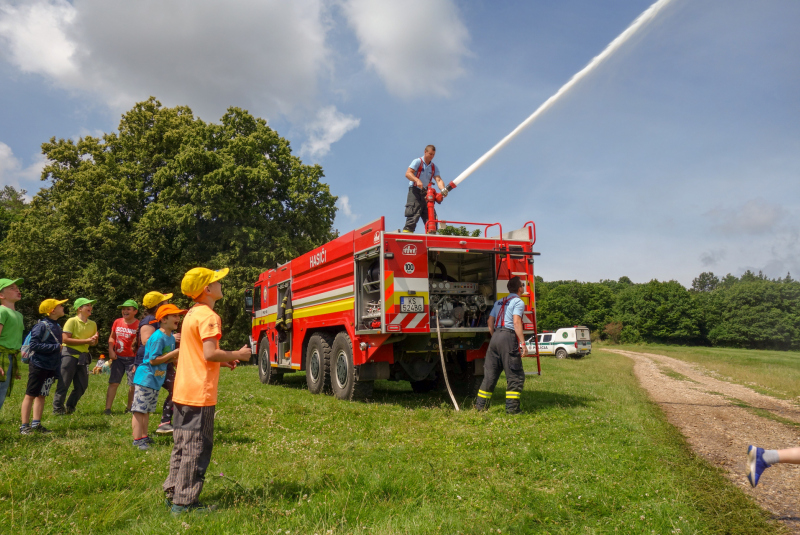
605, 349, 800, 533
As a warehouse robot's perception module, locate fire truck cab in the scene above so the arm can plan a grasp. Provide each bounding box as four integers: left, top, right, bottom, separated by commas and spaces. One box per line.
247, 217, 539, 401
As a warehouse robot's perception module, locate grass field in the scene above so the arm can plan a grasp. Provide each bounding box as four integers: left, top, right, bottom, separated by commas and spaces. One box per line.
0, 350, 783, 534
613, 343, 800, 400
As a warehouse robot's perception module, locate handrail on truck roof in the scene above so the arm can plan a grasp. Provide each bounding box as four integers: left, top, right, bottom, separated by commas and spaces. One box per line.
428, 219, 503, 239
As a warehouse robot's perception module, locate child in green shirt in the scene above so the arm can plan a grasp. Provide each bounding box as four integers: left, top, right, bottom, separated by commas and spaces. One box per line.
53, 298, 98, 415
0, 278, 23, 411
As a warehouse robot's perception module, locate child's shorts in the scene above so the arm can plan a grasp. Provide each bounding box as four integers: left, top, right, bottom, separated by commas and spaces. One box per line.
131, 384, 159, 413
109, 357, 135, 386
25, 365, 57, 397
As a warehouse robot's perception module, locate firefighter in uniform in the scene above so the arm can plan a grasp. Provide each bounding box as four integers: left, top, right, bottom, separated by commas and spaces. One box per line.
475, 276, 528, 414
402, 145, 448, 233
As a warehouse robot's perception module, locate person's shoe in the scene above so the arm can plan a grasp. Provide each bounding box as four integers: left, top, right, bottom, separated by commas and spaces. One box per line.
171, 502, 218, 515
52, 408, 66, 416
19, 426, 32, 435
747, 445, 771, 487
124, 407, 132, 414
164, 496, 173, 510
132, 438, 150, 451
156, 423, 174, 435
32, 425, 52, 434
144, 436, 155, 445
103, 409, 112, 416
65, 406, 75, 415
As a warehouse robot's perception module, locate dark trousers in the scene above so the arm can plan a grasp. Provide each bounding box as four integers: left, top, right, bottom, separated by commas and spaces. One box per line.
476, 329, 525, 412
160, 363, 176, 424
403, 186, 436, 233
163, 403, 215, 505
53, 356, 89, 411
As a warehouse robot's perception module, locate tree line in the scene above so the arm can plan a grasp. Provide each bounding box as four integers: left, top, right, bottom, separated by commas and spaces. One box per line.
535, 271, 800, 350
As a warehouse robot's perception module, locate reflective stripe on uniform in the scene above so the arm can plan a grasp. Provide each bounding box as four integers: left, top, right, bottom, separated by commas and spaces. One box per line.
505, 391, 521, 399
477, 389, 492, 399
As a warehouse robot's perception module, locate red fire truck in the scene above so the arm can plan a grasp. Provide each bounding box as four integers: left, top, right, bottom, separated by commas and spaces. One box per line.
246, 216, 539, 401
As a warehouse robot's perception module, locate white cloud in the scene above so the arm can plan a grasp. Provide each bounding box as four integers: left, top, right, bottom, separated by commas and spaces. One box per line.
0, 142, 47, 197
0, 0, 77, 80
336, 195, 357, 221
705, 197, 786, 235
301, 106, 360, 158
340, 0, 469, 98
0, 0, 331, 120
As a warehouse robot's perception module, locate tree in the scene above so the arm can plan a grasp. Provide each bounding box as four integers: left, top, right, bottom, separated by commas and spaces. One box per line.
438, 225, 480, 237
3, 98, 337, 348
691, 272, 719, 293
0, 186, 27, 266
536, 281, 614, 332
614, 280, 701, 344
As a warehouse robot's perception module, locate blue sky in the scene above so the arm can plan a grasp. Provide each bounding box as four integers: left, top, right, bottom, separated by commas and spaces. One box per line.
1, 0, 798, 286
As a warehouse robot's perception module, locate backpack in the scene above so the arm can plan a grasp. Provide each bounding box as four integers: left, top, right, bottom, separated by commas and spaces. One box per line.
20, 321, 57, 364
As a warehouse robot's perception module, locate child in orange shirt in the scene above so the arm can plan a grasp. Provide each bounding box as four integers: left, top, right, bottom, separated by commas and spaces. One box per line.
163, 267, 250, 514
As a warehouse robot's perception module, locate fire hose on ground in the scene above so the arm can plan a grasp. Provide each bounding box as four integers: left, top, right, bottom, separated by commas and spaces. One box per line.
435, 311, 461, 412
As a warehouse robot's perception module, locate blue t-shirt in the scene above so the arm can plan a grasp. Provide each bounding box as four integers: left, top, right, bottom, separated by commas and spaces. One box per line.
490, 294, 525, 330
135, 314, 159, 366
408, 158, 441, 187
133, 329, 175, 390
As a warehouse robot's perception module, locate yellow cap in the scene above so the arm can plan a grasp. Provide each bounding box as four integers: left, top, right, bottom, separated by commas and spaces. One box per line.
142, 291, 173, 309
181, 267, 229, 299
39, 298, 68, 315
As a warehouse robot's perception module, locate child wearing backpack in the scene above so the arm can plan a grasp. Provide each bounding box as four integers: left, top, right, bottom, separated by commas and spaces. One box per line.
0, 278, 24, 413
131, 304, 184, 450
20, 299, 66, 434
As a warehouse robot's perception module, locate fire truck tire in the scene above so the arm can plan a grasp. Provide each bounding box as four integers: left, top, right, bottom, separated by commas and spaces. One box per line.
555, 348, 567, 359
306, 333, 332, 394
331, 332, 373, 401
258, 342, 282, 384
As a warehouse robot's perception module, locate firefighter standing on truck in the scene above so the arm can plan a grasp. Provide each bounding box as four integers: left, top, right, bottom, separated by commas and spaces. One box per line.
402, 145, 448, 233
475, 276, 528, 414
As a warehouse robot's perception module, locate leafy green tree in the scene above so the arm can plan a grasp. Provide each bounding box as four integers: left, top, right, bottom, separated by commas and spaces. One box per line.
0, 186, 27, 266
437, 225, 480, 237
702, 280, 800, 349
4, 98, 337, 348
614, 280, 701, 344
691, 272, 719, 293
537, 281, 614, 332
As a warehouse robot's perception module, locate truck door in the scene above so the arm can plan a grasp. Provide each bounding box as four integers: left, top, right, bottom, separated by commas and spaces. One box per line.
277, 281, 292, 366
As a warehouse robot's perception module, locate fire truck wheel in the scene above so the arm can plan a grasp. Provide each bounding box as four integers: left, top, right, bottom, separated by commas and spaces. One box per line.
331, 332, 373, 401
258, 342, 282, 384
306, 333, 332, 394
555, 348, 567, 359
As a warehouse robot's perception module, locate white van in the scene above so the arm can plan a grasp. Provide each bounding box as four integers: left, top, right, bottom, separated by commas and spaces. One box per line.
527, 326, 591, 358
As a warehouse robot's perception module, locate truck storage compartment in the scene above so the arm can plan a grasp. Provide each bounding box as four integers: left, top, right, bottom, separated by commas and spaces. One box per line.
428, 250, 496, 330
355, 245, 382, 332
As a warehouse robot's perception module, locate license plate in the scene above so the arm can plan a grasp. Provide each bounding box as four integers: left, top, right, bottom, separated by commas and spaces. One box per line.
400, 296, 423, 313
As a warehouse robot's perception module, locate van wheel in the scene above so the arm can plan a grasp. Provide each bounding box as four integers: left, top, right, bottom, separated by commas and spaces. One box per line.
331, 332, 373, 401
258, 342, 282, 384
555, 348, 567, 359
306, 333, 332, 394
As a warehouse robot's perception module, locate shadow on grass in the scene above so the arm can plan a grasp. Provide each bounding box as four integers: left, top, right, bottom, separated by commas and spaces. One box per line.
269, 370, 597, 412
206, 475, 323, 508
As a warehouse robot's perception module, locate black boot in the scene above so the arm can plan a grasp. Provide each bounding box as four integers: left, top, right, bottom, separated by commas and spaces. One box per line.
505, 399, 521, 415
475, 396, 489, 411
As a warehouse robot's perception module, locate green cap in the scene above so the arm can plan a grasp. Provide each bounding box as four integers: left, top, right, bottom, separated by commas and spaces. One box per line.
117, 299, 139, 310
0, 278, 23, 292
74, 297, 96, 309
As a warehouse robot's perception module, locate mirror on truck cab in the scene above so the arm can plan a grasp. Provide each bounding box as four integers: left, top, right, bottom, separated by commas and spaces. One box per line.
244, 288, 254, 316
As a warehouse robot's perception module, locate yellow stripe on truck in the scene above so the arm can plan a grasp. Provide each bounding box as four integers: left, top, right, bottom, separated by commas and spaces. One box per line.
292, 298, 355, 319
